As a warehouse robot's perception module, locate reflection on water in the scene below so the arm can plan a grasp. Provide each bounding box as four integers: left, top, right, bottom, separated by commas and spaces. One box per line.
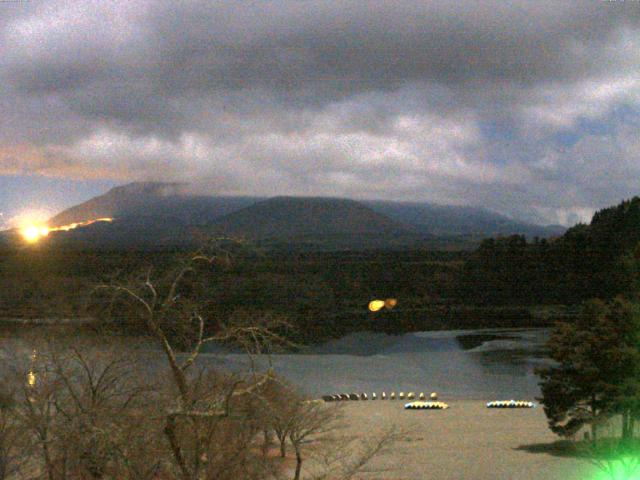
455, 333, 519, 351
27, 371, 36, 387
197, 328, 552, 399
463, 329, 551, 379
27, 349, 37, 387
1, 327, 551, 400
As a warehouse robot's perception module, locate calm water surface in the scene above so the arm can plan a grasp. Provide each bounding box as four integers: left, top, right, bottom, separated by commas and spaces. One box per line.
1, 327, 551, 400
198, 328, 551, 399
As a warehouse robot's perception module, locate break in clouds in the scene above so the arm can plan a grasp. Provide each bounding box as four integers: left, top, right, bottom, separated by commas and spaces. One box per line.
0, 0, 639, 225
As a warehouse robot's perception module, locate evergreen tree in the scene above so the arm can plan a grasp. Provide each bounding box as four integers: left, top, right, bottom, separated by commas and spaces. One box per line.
537, 298, 640, 441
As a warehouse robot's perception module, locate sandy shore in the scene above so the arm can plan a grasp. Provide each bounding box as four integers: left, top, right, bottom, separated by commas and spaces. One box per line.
334, 400, 598, 480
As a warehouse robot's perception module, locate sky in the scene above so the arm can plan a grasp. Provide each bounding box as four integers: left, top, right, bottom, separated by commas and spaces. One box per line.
0, 0, 639, 228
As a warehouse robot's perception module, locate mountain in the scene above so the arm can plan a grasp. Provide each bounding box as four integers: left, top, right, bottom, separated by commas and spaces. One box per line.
363, 201, 565, 239
39, 182, 565, 250
47, 214, 202, 250
210, 196, 411, 239
49, 182, 260, 227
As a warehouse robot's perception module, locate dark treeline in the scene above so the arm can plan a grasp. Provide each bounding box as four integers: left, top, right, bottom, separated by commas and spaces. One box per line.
0, 241, 546, 343
2, 196, 639, 343
461, 197, 640, 306
0, 244, 478, 342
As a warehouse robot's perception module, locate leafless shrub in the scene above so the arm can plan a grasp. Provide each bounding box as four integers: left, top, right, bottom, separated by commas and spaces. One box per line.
0, 381, 24, 480
310, 426, 404, 480
3, 336, 165, 480
92, 249, 292, 480
19, 246, 402, 480
257, 379, 404, 480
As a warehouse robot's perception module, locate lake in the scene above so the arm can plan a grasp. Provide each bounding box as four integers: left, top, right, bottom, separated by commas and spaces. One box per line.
1, 327, 551, 400
198, 327, 552, 399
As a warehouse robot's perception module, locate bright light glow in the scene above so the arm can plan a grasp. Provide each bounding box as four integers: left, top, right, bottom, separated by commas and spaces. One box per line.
19, 217, 113, 243
368, 300, 385, 312
22, 226, 43, 243
21, 225, 50, 243
591, 459, 640, 480
369, 299, 398, 312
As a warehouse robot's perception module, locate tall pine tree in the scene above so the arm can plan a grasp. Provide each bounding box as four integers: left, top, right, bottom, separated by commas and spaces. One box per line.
537, 298, 640, 441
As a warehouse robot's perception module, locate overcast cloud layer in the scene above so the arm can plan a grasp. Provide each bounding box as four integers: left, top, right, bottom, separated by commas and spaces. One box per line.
1, 1, 639, 225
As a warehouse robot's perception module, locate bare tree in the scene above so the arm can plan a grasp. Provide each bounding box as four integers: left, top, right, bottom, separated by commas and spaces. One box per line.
93, 250, 290, 480
15, 363, 66, 480
288, 400, 342, 480
0, 382, 24, 480
6, 336, 160, 480
258, 378, 301, 459
82, 247, 403, 480
49, 343, 156, 479
263, 385, 403, 480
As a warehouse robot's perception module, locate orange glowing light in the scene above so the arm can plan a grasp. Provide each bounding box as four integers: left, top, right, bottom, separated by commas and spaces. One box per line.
20, 218, 113, 243
22, 226, 43, 243
368, 300, 386, 312
385, 298, 398, 309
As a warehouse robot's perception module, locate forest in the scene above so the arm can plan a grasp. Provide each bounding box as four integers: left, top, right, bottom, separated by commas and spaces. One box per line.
1, 196, 639, 344
461, 196, 640, 305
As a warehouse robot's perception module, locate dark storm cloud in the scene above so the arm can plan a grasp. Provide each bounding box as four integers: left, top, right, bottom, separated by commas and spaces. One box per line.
7, 2, 637, 96
0, 0, 639, 225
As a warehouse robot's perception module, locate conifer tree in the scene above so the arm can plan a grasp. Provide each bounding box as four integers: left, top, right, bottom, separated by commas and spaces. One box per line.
537, 298, 640, 441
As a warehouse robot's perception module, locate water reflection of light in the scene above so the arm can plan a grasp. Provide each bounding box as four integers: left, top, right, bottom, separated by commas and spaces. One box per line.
27, 349, 37, 387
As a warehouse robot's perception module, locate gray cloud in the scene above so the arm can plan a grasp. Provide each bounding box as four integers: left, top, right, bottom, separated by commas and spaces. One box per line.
0, 0, 639, 225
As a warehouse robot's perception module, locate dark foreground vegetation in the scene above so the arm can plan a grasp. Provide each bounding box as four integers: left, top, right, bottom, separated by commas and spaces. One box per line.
0, 244, 539, 343
535, 298, 640, 479
462, 197, 640, 305
0, 336, 399, 480
0, 253, 402, 480
530, 198, 640, 478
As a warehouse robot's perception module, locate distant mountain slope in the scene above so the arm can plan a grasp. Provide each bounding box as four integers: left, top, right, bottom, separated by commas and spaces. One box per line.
49, 182, 181, 225
48, 215, 199, 250
49, 182, 260, 227
42, 182, 566, 250
364, 201, 565, 238
210, 196, 412, 239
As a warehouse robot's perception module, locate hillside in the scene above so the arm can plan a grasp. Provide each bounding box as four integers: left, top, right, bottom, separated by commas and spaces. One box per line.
35, 182, 569, 250
460, 196, 640, 305
49, 182, 260, 227
364, 201, 565, 239
48, 215, 199, 250
47, 197, 415, 250
210, 196, 412, 240
49, 182, 564, 237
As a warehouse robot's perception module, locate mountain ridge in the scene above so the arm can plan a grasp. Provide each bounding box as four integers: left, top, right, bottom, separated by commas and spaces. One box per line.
42, 182, 565, 249
209, 196, 412, 239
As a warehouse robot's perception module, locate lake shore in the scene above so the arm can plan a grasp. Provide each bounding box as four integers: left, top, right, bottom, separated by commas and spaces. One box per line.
334, 400, 597, 479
